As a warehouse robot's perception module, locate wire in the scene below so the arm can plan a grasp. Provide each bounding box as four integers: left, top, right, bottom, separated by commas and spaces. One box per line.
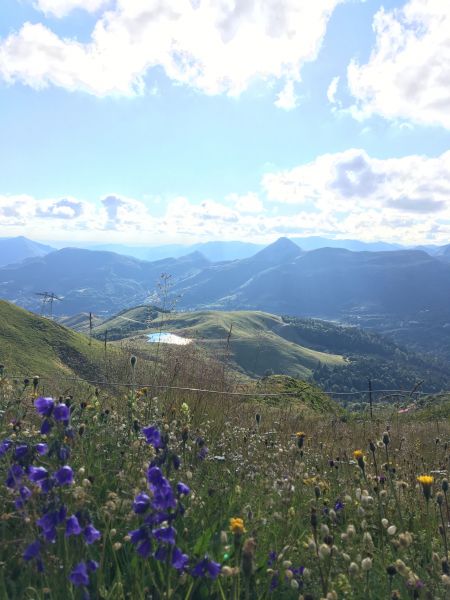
4, 374, 438, 398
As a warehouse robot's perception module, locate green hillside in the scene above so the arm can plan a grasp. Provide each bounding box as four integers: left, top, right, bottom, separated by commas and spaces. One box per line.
0, 300, 111, 380
58, 312, 104, 334
94, 307, 345, 379
252, 374, 343, 415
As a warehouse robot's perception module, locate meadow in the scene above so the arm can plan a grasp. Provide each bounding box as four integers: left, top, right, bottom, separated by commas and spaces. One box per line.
1, 352, 450, 600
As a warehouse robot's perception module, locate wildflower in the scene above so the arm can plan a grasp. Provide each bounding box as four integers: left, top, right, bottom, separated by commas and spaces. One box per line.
191, 557, 221, 579
152, 526, 176, 545
83, 523, 101, 544
398, 532, 413, 548
198, 446, 208, 460
54, 404, 70, 422
65, 515, 82, 537
34, 397, 54, 417
417, 475, 434, 501
35, 443, 48, 455
14, 444, 29, 460
28, 466, 49, 483
132, 493, 151, 514
176, 482, 190, 496
361, 557, 372, 571
229, 517, 245, 535
0, 439, 12, 457
172, 547, 189, 571
142, 426, 163, 449
318, 544, 331, 559
40, 420, 52, 435
23, 540, 41, 561
349, 562, 359, 576
69, 561, 97, 587
54, 466, 74, 486
353, 450, 365, 471
387, 525, 397, 536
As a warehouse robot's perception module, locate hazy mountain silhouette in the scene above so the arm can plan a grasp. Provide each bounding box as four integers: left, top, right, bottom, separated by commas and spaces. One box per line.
0, 236, 54, 267
0, 247, 208, 315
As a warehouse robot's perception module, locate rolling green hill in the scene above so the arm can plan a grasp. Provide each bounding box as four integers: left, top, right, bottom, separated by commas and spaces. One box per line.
93, 306, 345, 379
0, 300, 112, 380
91, 305, 450, 394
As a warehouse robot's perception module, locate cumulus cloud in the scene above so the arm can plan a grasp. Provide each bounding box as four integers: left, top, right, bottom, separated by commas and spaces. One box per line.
36, 197, 85, 219
261, 149, 450, 243
0, 0, 344, 102
327, 75, 339, 104
262, 149, 450, 213
227, 192, 264, 214
3, 149, 450, 245
274, 80, 298, 110
101, 195, 154, 230
0, 195, 93, 225
35, 0, 110, 18
347, 0, 450, 129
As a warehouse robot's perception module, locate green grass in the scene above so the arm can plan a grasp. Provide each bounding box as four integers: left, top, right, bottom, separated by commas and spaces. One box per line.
0, 300, 112, 380
94, 308, 345, 379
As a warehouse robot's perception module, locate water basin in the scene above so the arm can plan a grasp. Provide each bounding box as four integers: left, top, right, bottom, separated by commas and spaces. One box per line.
147, 332, 191, 346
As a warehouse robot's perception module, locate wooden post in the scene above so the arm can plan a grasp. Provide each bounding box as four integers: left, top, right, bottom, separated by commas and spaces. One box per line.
368, 378, 373, 419
89, 312, 93, 346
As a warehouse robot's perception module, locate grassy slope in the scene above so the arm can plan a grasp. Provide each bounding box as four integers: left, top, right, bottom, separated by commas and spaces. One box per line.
58, 313, 103, 334
0, 300, 109, 379
252, 374, 343, 415
94, 307, 345, 379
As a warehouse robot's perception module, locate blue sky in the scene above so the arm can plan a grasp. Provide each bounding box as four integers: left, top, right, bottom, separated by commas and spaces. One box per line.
0, 0, 449, 245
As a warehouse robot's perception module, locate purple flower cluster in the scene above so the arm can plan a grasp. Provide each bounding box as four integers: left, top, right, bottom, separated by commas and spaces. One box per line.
34, 396, 70, 435
0, 396, 101, 596
70, 560, 99, 587
129, 424, 220, 580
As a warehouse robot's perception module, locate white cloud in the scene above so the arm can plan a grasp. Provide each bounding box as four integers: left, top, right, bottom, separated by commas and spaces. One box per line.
274, 80, 298, 110
101, 194, 154, 230
227, 192, 264, 214
3, 149, 450, 245
34, 0, 110, 18
327, 75, 339, 104
262, 149, 450, 243
0, 195, 95, 225
0, 0, 344, 101
347, 0, 450, 129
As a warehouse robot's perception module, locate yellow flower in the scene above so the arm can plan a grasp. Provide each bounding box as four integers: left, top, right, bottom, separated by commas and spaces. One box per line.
353, 450, 364, 460
417, 475, 434, 486
417, 475, 434, 500
296, 432, 306, 438
229, 517, 245, 535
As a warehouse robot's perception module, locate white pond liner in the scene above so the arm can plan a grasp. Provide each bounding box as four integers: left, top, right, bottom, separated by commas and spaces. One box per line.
147, 332, 192, 346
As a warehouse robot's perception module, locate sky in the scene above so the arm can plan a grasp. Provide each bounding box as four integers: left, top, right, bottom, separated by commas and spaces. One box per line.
0, 0, 449, 246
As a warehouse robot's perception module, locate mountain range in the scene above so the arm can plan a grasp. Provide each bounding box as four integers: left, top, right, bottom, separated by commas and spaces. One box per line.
0, 247, 209, 315
2, 235, 450, 267
1, 236, 450, 359
0, 236, 55, 267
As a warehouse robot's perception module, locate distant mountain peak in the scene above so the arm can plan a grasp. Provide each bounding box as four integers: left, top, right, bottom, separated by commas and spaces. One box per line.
178, 251, 210, 263
0, 236, 54, 267
253, 237, 302, 262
